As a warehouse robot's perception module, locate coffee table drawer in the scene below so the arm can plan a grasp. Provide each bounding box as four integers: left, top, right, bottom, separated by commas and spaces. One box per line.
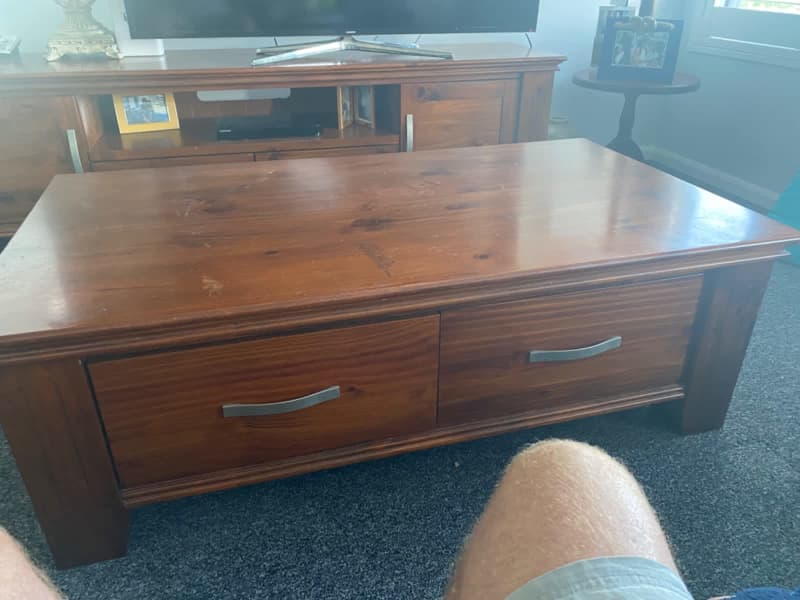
439, 277, 702, 425
90, 317, 439, 488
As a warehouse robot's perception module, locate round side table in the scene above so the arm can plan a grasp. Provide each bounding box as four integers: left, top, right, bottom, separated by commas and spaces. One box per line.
572, 68, 700, 161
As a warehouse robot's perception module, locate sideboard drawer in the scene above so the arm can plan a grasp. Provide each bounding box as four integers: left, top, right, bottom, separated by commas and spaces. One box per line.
90, 316, 439, 488
439, 277, 702, 425
91, 153, 255, 171
255, 145, 398, 161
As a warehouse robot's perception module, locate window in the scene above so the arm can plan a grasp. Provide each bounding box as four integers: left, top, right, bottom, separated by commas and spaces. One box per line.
691, 0, 800, 67
715, 0, 800, 15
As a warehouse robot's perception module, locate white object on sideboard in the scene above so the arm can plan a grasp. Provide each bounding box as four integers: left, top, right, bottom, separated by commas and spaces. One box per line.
110, 0, 164, 57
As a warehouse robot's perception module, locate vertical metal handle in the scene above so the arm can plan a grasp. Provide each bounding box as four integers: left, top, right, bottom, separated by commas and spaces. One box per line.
222, 385, 341, 417
66, 129, 84, 174
528, 336, 622, 363
405, 114, 414, 152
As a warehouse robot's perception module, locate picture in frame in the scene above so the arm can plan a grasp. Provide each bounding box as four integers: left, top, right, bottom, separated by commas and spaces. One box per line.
591, 6, 636, 66
354, 86, 375, 128
337, 86, 354, 130
112, 92, 180, 134
598, 18, 684, 83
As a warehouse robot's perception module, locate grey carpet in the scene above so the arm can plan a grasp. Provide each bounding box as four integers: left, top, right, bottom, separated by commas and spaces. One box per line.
2, 263, 799, 600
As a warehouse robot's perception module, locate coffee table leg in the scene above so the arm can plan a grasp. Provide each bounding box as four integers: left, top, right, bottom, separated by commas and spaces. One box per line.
677, 262, 774, 433
0, 359, 129, 568
608, 92, 645, 161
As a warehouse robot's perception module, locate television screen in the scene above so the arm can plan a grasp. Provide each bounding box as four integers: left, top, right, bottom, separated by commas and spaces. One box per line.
123, 0, 541, 39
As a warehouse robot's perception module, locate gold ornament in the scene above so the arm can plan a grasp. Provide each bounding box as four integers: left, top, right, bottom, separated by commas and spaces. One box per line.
46, 0, 121, 62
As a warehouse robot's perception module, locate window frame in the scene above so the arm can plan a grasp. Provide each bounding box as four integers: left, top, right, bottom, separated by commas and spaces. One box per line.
689, 0, 800, 68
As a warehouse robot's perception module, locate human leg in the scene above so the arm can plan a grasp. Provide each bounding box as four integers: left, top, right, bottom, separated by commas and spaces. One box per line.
446, 439, 681, 600
0, 528, 64, 600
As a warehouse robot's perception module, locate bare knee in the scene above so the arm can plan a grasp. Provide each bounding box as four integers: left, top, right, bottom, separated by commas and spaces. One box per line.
506, 439, 632, 485
0, 528, 64, 600
515, 438, 605, 463
501, 438, 677, 570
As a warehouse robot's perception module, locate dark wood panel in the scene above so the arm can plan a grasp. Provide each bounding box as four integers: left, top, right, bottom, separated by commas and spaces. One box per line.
0, 47, 567, 96
439, 277, 702, 424
0, 140, 797, 364
517, 70, 556, 142
89, 120, 400, 161
401, 79, 519, 150
75, 95, 104, 149
677, 262, 774, 432
174, 91, 275, 119
0, 96, 84, 231
0, 360, 128, 568
0, 192, 36, 238
255, 144, 398, 161
173, 88, 336, 120
90, 316, 439, 488
92, 153, 255, 171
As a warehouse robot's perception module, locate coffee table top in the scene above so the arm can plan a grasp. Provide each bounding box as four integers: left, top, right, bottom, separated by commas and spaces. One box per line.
0, 139, 796, 359
573, 68, 701, 95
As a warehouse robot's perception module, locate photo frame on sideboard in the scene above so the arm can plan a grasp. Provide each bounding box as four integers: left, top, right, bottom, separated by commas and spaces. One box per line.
354, 86, 375, 128
337, 86, 354, 130
112, 92, 180, 134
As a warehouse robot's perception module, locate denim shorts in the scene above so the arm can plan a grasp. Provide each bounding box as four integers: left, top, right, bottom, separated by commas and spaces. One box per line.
507, 556, 693, 600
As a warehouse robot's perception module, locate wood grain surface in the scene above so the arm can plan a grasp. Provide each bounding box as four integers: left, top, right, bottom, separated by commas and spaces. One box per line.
123, 386, 684, 507
0, 96, 84, 236
1, 139, 797, 362
254, 144, 399, 161
517, 71, 556, 142
400, 80, 519, 150
0, 360, 129, 567
88, 121, 400, 162
439, 277, 701, 424
92, 153, 256, 171
0, 46, 567, 96
90, 316, 439, 488
678, 262, 775, 432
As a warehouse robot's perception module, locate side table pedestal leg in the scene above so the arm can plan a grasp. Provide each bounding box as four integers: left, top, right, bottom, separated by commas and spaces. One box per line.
608, 92, 645, 161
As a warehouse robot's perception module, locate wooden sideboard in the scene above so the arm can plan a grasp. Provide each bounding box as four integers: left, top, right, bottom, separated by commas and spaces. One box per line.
0, 140, 798, 568
0, 45, 565, 242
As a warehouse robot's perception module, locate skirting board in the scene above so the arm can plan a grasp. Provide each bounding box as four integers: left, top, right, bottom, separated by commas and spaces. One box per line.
643, 145, 780, 212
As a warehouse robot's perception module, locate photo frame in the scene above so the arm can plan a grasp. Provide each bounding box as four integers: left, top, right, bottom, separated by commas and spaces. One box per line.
112, 92, 180, 134
598, 18, 684, 83
591, 6, 636, 66
337, 86, 354, 130
354, 86, 375, 128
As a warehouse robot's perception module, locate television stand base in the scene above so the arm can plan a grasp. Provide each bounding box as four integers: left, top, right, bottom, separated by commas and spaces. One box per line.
252, 35, 453, 66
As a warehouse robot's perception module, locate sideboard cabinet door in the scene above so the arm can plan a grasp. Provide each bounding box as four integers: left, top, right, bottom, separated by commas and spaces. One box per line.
0, 97, 86, 240
401, 80, 520, 152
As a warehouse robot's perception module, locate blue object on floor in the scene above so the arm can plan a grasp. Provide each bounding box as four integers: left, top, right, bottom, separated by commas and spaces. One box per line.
770, 170, 800, 265
732, 588, 800, 600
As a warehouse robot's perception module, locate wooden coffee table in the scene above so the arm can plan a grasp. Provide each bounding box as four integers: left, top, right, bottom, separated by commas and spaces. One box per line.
0, 139, 797, 568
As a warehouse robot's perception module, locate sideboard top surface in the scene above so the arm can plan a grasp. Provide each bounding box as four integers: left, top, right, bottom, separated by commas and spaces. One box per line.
0, 139, 797, 359
0, 44, 567, 95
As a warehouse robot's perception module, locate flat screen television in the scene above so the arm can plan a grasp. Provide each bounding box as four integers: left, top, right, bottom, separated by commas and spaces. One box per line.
123, 0, 541, 39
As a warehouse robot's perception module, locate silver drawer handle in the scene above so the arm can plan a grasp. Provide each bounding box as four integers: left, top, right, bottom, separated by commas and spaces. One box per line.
66, 129, 84, 174
528, 336, 622, 364
405, 114, 414, 152
222, 385, 340, 417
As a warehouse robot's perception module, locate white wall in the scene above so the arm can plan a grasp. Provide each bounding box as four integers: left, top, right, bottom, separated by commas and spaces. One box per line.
635, 2, 799, 207
0, 0, 114, 51
643, 46, 800, 206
